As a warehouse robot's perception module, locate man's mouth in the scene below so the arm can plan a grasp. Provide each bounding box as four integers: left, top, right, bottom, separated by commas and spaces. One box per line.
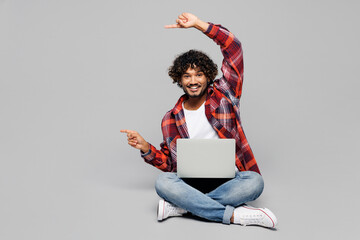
187, 85, 201, 92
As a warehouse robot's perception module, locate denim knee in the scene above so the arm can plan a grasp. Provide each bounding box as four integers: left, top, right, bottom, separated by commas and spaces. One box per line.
155, 172, 178, 198
239, 171, 264, 200
227, 171, 265, 203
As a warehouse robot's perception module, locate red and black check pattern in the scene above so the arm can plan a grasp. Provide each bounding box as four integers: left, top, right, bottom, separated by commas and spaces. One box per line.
141, 23, 260, 174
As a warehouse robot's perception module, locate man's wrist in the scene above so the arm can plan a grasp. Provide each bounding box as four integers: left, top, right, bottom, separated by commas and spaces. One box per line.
194, 19, 209, 32
140, 143, 150, 153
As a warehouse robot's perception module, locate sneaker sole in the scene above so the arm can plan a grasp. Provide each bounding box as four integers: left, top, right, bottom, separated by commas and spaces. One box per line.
157, 199, 165, 221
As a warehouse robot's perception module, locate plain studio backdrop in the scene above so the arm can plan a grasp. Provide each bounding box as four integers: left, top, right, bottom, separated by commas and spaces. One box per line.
1, 0, 359, 239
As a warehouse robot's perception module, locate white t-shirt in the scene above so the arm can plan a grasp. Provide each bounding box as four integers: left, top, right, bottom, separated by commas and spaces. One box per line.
182, 102, 219, 139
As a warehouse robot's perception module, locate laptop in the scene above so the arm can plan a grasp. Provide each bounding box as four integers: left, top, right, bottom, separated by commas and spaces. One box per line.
176, 139, 236, 178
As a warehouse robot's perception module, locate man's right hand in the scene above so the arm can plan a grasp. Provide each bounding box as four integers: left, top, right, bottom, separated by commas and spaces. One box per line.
164, 12, 209, 32
120, 129, 150, 153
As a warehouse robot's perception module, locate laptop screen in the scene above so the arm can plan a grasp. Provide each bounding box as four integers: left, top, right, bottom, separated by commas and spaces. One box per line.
176, 139, 236, 178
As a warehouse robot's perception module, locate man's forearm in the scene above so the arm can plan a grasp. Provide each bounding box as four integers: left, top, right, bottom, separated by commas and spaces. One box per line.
194, 19, 209, 32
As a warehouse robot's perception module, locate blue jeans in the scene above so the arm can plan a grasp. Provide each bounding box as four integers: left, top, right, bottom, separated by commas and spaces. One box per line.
155, 171, 264, 224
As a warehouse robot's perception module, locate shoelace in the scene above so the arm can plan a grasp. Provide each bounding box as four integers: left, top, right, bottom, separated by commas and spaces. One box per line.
165, 202, 180, 211
241, 214, 263, 218
240, 213, 264, 224
166, 202, 186, 215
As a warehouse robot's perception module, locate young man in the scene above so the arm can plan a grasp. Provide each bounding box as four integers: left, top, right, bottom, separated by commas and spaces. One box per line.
121, 13, 277, 228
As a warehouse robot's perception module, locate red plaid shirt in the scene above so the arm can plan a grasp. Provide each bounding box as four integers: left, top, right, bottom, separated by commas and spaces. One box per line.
141, 23, 260, 174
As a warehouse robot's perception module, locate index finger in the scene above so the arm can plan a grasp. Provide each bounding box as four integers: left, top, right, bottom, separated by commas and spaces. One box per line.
164, 24, 181, 29
120, 129, 133, 134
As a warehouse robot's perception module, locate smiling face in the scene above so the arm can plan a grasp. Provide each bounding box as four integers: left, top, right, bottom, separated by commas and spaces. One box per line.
180, 67, 209, 99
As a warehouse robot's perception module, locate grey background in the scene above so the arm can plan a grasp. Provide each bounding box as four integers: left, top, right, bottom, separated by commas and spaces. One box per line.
1, 0, 359, 239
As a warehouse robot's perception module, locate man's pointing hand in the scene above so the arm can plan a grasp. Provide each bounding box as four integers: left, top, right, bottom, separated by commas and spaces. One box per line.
165, 12, 198, 29
164, 12, 209, 32
120, 129, 150, 153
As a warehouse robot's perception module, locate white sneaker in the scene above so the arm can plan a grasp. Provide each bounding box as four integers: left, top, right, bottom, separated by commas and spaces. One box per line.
157, 199, 187, 221
233, 205, 278, 228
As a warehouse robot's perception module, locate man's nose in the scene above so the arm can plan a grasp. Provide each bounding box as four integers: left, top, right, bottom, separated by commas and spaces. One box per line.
190, 75, 197, 84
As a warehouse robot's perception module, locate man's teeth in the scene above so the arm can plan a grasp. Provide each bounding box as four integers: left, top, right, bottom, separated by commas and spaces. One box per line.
190, 86, 199, 89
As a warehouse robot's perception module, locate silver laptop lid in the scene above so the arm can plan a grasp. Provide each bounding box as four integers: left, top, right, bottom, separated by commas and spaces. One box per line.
176, 139, 236, 178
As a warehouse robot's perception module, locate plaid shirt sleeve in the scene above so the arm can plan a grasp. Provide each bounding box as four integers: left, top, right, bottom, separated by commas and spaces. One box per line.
140, 141, 173, 172
205, 23, 244, 98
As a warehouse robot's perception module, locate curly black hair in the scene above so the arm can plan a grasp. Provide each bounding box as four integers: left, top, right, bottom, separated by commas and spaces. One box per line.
168, 50, 218, 87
